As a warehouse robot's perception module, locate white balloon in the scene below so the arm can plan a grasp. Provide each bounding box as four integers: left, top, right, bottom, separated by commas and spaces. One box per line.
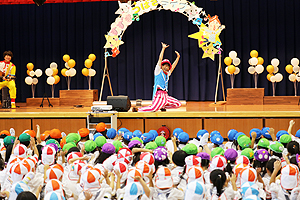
293, 66, 300, 73
271, 58, 280, 67
32, 78, 38, 85
248, 66, 256, 74
229, 51, 237, 59
25, 76, 33, 85
50, 62, 58, 69
65, 62, 70, 69
234, 67, 240, 75
35, 69, 43, 77
248, 58, 253, 66
289, 74, 296, 82
270, 76, 276, 82
297, 76, 300, 82
47, 76, 55, 85
225, 67, 230, 75
29, 71, 35, 77
275, 73, 283, 82
69, 68, 76, 77
233, 58, 241, 66
89, 69, 96, 77
65, 70, 70, 77
250, 57, 258, 66
45, 68, 53, 76
291, 58, 299, 66
255, 65, 264, 74
273, 66, 279, 73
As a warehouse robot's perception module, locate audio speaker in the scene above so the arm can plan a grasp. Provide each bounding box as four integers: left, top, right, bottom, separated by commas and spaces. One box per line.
33, 0, 46, 6
107, 96, 131, 112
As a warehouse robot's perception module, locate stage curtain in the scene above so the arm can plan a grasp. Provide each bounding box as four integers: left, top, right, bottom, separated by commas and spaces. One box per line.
0, 0, 300, 102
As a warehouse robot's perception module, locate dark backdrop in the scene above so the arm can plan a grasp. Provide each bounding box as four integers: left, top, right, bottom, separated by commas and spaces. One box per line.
0, 0, 299, 102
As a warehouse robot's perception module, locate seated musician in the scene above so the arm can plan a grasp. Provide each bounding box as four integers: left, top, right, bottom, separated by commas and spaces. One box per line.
0, 51, 16, 108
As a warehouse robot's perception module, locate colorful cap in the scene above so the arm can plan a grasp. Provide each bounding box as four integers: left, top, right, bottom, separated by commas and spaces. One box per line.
185, 181, 206, 199
281, 164, 299, 190
117, 148, 132, 164
40, 131, 50, 141
173, 128, 183, 138
131, 137, 143, 145
185, 155, 201, 173
46, 139, 61, 149
123, 131, 133, 141
227, 129, 238, 141
141, 133, 153, 143
243, 195, 261, 200
240, 167, 257, 186
93, 133, 103, 141
128, 140, 142, 149
257, 138, 269, 149
13, 144, 27, 158
45, 164, 64, 183
50, 129, 62, 139
241, 148, 254, 160
155, 136, 166, 147
249, 128, 262, 139
62, 142, 76, 151
153, 147, 168, 161
133, 130, 142, 138
261, 127, 272, 139
234, 132, 246, 140
149, 130, 158, 139
19, 133, 31, 142
95, 136, 106, 148
197, 129, 208, 140
209, 155, 227, 171
4, 136, 15, 146
84, 140, 96, 152
113, 140, 123, 153
124, 182, 144, 199
140, 152, 155, 165
107, 128, 117, 139
182, 143, 198, 155
78, 128, 89, 138
254, 149, 269, 162
241, 182, 259, 198
66, 133, 81, 144
178, 132, 189, 143
211, 147, 224, 158
145, 142, 158, 150
155, 166, 173, 189
42, 145, 56, 165
196, 152, 210, 160
280, 134, 292, 144
102, 143, 115, 154
296, 129, 300, 138
224, 148, 238, 161
269, 141, 284, 153
24, 130, 36, 138
161, 59, 172, 69
237, 135, 251, 149
0, 130, 10, 136
118, 128, 129, 136
96, 122, 107, 132
210, 134, 224, 145
44, 191, 64, 200
210, 130, 221, 138
235, 155, 250, 166
276, 130, 289, 140
187, 165, 204, 183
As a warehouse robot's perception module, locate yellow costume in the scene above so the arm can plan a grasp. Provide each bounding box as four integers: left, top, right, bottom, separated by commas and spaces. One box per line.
0, 61, 16, 99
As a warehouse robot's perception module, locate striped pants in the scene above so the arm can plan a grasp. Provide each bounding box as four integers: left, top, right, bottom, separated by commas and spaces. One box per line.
138, 90, 181, 112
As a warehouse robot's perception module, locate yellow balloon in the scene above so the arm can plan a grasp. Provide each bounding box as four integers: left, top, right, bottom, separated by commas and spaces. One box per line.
266, 65, 274, 73
285, 64, 293, 74
224, 57, 232, 66
228, 65, 236, 74
85, 59, 93, 69
27, 63, 34, 71
63, 54, 70, 62
82, 68, 89, 76
52, 68, 58, 76
68, 59, 76, 68
250, 50, 258, 58
54, 75, 60, 84
257, 57, 264, 65
267, 74, 273, 81
61, 68, 67, 77
27, 70, 31, 76
88, 54, 96, 62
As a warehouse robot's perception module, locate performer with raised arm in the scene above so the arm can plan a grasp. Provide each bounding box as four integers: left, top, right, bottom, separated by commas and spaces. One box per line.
139, 42, 181, 112
0, 51, 16, 108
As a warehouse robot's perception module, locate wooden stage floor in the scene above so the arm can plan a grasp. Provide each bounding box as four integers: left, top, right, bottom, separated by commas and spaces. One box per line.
1, 101, 300, 138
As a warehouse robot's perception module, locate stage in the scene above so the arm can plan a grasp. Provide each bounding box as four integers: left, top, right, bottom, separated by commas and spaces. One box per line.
0, 101, 299, 138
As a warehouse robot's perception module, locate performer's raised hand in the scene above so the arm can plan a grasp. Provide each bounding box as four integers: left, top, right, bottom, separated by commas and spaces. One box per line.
161, 42, 169, 49
175, 51, 180, 58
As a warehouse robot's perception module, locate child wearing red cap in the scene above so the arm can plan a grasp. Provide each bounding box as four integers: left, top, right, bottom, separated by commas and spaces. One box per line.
139, 42, 181, 112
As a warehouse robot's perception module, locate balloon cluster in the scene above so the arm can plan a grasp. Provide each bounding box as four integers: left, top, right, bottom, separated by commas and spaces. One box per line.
248, 50, 264, 75
82, 54, 96, 77
286, 58, 300, 82
266, 58, 282, 83
61, 55, 76, 77
224, 51, 240, 75
45, 62, 60, 85
25, 63, 43, 85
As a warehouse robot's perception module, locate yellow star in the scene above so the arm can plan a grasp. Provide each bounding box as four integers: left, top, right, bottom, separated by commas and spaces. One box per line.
103, 35, 124, 49
202, 43, 219, 61
188, 24, 209, 48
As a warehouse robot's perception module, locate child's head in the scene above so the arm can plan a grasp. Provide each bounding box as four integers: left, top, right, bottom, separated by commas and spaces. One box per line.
266, 158, 281, 176
287, 141, 299, 156
172, 150, 188, 167
196, 152, 210, 169
269, 141, 284, 158
210, 169, 226, 196
3, 51, 13, 62
161, 59, 172, 70
16, 191, 37, 200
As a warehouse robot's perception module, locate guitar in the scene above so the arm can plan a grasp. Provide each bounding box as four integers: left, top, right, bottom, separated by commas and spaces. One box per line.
0, 71, 16, 81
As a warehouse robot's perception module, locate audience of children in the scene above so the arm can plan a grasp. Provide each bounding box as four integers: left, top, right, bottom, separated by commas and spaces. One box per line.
0, 120, 300, 199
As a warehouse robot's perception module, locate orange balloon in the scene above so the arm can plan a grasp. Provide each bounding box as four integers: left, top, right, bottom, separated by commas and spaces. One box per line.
266, 65, 274, 73
267, 74, 273, 81
88, 54, 96, 62
224, 57, 232, 66
286, 64, 293, 74
82, 68, 89, 76
68, 59, 76, 68
63, 54, 70, 62
54, 75, 60, 84
52, 68, 58, 76
61, 68, 67, 77
228, 65, 236, 74
85, 59, 93, 68
257, 57, 264, 65
250, 50, 258, 58
27, 63, 34, 71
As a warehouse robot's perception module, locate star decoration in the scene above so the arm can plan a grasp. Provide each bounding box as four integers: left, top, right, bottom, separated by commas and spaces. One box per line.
188, 26, 208, 48
115, 1, 132, 15
104, 35, 124, 49
202, 43, 219, 61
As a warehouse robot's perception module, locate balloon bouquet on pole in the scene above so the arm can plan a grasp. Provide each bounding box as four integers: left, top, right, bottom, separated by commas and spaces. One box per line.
61, 55, 76, 90
247, 50, 264, 88
82, 54, 97, 90
45, 62, 60, 98
266, 58, 283, 96
224, 51, 241, 88
286, 58, 300, 96
25, 63, 43, 98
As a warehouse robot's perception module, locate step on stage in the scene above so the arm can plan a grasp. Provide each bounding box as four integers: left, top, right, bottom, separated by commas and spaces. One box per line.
2, 100, 300, 138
